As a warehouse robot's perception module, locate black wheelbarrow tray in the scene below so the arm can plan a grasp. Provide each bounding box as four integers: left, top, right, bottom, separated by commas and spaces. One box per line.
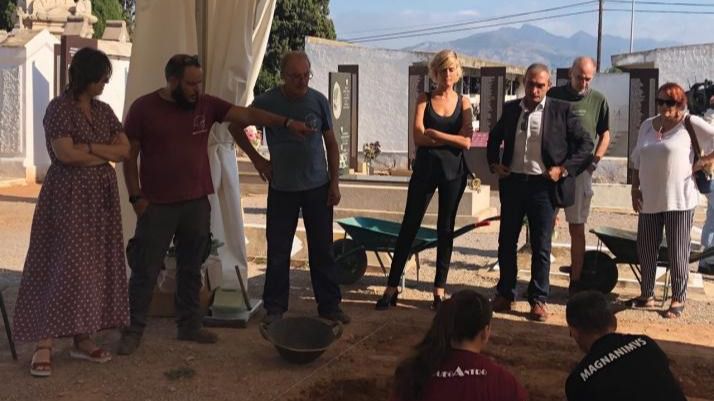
259, 317, 343, 364
332, 215, 499, 288
582, 226, 714, 300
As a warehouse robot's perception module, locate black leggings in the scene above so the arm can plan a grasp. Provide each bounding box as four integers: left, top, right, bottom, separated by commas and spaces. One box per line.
387, 171, 467, 288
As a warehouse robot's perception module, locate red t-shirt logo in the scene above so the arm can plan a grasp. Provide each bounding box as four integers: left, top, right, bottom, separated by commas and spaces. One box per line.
192, 115, 207, 135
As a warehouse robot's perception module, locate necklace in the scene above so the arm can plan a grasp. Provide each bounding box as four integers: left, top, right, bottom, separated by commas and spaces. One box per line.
655, 116, 682, 140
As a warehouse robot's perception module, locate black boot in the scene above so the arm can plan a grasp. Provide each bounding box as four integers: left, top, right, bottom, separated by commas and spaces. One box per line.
375, 292, 398, 310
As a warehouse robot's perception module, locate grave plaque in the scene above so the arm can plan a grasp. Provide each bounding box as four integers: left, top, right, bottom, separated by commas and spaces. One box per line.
58, 35, 97, 95
627, 69, 658, 182
556, 68, 569, 87
407, 64, 429, 169
467, 67, 505, 189
478, 66, 506, 133
329, 72, 353, 176
338, 65, 359, 170
628, 69, 658, 155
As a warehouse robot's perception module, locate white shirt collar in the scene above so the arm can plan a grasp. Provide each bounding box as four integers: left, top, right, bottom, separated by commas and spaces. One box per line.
519, 96, 547, 113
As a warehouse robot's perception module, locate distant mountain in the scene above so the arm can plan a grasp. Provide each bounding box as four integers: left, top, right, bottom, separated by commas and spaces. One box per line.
403, 24, 680, 69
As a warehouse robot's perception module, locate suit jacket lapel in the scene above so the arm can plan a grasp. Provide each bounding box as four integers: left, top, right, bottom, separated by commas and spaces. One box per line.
540, 98, 551, 165
506, 101, 520, 145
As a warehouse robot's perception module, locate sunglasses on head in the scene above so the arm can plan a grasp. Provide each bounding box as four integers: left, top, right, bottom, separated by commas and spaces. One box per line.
655, 98, 678, 107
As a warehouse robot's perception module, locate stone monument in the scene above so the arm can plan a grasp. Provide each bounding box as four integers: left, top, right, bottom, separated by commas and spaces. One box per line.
15, 0, 98, 38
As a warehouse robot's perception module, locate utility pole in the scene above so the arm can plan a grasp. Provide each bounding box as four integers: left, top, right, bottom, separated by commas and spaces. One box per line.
629, 0, 635, 52
596, 0, 604, 72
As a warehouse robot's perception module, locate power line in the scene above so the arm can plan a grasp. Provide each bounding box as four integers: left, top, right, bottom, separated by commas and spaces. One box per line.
342, 1, 597, 42
347, 9, 599, 43
341, 2, 714, 45
607, 0, 714, 6
339, 0, 714, 39
606, 7, 714, 14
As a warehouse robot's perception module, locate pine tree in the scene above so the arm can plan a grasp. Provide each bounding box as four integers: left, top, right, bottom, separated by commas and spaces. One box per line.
255, 0, 336, 95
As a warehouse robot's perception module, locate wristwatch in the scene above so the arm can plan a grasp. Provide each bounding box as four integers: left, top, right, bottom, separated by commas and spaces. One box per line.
283, 117, 294, 128
561, 168, 569, 178
129, 195, 143, 204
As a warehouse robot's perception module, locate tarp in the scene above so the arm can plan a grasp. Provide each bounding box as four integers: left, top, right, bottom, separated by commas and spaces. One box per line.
118, 0, 276, 288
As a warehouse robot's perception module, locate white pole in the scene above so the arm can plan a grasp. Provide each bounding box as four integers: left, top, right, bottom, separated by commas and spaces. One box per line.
629, 0, 635, 52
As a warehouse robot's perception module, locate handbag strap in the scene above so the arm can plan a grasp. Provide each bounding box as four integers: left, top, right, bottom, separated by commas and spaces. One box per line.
683, 115, 702, 163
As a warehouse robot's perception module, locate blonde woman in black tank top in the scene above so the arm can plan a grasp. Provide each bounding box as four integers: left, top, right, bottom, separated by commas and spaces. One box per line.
376, 49, 474, 311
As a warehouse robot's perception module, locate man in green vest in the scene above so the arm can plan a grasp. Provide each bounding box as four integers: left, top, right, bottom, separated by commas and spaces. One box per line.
548, 56, 610, 295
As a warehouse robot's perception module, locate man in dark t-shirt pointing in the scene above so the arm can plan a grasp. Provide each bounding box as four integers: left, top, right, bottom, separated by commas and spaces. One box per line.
118, 54, 313, 355
565, 291, 686, 401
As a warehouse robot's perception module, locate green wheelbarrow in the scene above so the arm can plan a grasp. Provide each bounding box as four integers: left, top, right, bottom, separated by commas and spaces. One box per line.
584, 226, 714, 303
332, 215, 499, 289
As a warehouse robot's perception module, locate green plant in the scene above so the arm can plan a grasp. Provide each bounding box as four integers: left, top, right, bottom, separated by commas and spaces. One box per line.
91, 0, 125, 39
363, 141, 381, 163
254, 0, 336, 95
0, 0, 17, 31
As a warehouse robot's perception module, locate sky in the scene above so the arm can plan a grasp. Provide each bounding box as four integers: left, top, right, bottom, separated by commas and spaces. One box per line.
329, 0, 714, 49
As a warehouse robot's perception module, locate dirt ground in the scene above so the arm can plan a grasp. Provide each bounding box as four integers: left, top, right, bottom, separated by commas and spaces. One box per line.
1, 184, 713, 401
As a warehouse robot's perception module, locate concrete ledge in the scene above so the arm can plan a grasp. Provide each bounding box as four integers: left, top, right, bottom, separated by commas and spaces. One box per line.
238, 157, 497, 226
338, 182, 490, 218
0, 178, 26, 188
333, 205, 499, 229
591, 183, 708, 211
243, 222, 414, 272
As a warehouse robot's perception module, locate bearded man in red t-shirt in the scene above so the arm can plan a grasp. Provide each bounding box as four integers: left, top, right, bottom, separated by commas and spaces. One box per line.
118, 54, 312, 355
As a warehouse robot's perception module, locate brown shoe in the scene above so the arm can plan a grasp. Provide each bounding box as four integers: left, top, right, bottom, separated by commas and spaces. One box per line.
177, 328, 218, 344
529, 302, 548, 322
491, 295, 514, 312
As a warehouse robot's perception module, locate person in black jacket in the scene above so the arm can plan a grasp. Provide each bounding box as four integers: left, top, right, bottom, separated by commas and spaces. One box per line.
565, 291, 686, 401
487, 63, 593, 321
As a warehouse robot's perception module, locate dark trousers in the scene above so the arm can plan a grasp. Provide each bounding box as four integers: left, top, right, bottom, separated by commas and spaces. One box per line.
126, 197, 211, 334
264, 184, 341, 315
496, 174, 556, 304
387, 171, 467, 288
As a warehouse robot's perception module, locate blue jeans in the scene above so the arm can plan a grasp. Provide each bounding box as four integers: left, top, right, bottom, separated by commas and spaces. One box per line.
263, 184, 342, 315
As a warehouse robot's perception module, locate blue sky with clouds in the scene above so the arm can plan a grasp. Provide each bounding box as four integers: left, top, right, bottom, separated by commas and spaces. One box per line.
329, 0, 714, 49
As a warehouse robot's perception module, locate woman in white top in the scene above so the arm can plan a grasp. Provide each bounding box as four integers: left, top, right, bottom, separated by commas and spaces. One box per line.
630, 82, 714, 318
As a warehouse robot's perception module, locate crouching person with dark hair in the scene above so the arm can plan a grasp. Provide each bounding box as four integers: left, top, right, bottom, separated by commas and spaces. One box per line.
391, 290, 528, 401
565, 291, 686, 401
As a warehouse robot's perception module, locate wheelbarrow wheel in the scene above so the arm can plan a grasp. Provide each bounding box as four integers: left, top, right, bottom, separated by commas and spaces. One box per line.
580, 250, 619, 294
332, 239, 368, 285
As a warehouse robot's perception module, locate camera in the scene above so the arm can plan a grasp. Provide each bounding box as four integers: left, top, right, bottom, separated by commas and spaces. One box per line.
687, 79, 714, 116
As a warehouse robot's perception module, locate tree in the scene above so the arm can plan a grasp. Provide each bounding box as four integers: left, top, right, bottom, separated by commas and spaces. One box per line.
0, 0, 17, 32
120, 0, 135, 35
255, 0, 335, 95
92, 0, 124, 39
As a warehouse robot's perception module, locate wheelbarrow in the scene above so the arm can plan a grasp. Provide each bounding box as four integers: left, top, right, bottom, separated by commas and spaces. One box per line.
582, 226, 714, 302
332, 215, 499, 289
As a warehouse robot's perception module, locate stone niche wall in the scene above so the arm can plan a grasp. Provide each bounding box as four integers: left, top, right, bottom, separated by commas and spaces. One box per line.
0, 66, 22, 157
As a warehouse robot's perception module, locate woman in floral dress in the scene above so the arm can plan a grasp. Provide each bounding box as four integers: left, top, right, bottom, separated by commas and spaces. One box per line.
13, 47, 130, 377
